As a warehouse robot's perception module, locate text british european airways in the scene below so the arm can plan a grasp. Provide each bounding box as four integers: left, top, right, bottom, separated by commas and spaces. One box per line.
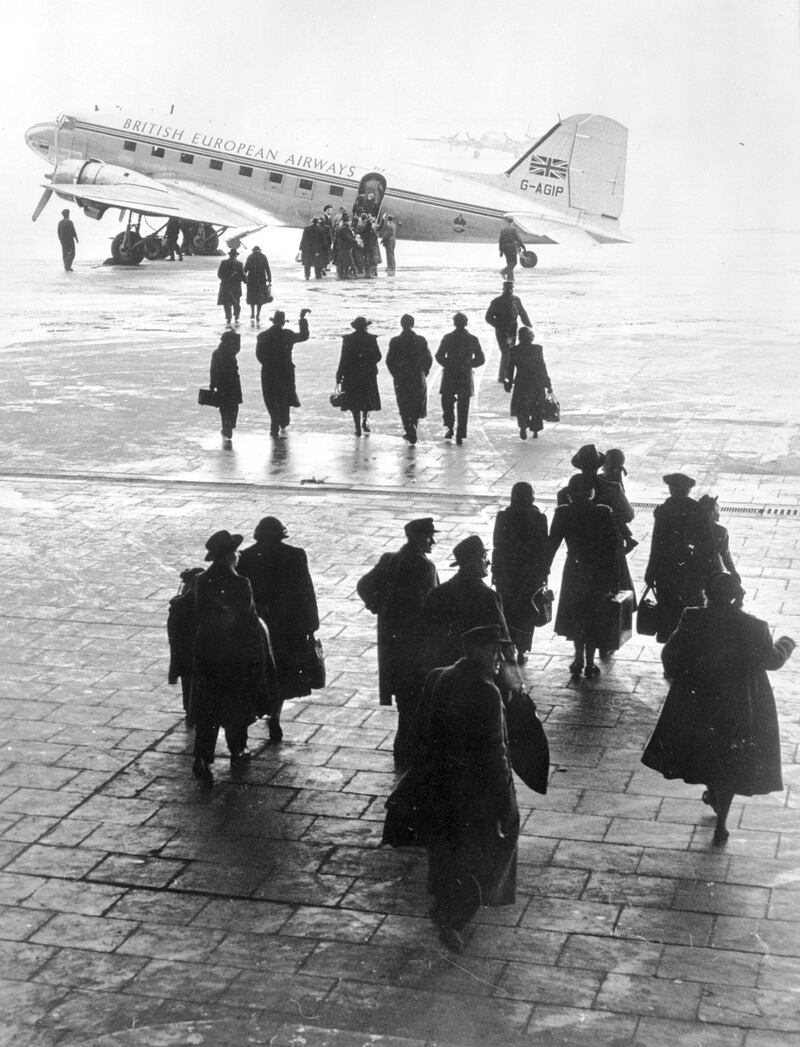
121, 119, 356, 177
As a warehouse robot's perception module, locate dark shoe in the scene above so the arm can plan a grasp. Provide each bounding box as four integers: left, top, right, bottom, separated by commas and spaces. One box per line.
532, 431, 538, 438
456, 435, 464, 446
354, 426, 362, 437
268, 722, 284, 744
438, 925, 465, 953
230, 748, 252, 763
408, 430, 417, 445
192, 757, 213, 784
569, 660, 584, 678
712, 827, 730, 845
362, 420, 370, 433
584, 664, 600, 679
444, 428, 454, 439
520, 429, 527, 440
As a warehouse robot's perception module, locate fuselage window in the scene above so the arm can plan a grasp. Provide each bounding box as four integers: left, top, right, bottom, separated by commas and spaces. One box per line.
298, 178, 314, 191
268, 172, 283, 184
123, 141, 136, 152
329, 185, 344, 197
239, 166, 253, 178
209, 159, 223, 171
151, 146, 165, 158
180, 153, 194, 165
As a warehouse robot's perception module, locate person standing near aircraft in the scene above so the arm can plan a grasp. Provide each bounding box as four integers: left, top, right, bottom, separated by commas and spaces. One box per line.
359, 216, 381, 278
209, 329, 242, 448
56, 208, 79, 271
256, 309, 311, 438
385, 314, 432, 445
485, 281, 532, 383
164, 216, 183, 261
321, 204, 334, 269
380, 214, 397, 274
298, 218, 327, 280
333, 216, 357, 279
504, 327, 551, 440
435, 313, 485, 446
216, 248, 246, 325
498, 217, 526, 280
335, 316, 382, 436
244, 245, 272, 323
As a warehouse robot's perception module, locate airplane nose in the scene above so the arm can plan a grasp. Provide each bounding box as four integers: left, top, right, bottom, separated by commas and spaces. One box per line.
25, 122, 56, 155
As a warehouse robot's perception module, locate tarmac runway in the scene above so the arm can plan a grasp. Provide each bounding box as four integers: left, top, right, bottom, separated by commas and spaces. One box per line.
0, 228, 799, 1046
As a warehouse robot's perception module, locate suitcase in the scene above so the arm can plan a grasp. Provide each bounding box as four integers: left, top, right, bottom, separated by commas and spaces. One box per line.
601, 589, 634, 651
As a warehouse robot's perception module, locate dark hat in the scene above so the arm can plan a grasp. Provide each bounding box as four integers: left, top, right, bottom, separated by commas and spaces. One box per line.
351, 316, 371, 329
571, 444, 606, 472
311, 217, 319, 223
61, 208, 70, 216
400, 313, 415, 328
253, 516, 288, 543
517, 326, 533, 342
386, 214, 394, 220
271, 310, 286, 324
450, 534, 487, 566
697, 494, 719, 512
452, 312, 468, 327
604, 448, 626, 470
705, 571, 744, 604
228, 248, 239, 256
502, 281, 514, 291
663, 472, 695, 491
251, 245, 262, 252
404, 517, 437, 537
204, 529, 243, 561
179, 566, 204, 583
460, 623, 509, 649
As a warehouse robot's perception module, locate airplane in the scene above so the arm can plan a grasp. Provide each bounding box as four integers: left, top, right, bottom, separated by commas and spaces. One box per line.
24, 108, 630, 268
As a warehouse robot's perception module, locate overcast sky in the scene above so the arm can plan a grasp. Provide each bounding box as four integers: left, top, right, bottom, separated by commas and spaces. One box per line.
3, 0, 800, 235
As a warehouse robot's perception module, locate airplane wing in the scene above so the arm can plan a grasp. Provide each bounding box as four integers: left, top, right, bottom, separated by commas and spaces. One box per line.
506, 211, 632, 246
48, 173, 282, 229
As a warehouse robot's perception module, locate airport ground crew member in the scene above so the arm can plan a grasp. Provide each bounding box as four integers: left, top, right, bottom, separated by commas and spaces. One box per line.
57, 209, 79, 271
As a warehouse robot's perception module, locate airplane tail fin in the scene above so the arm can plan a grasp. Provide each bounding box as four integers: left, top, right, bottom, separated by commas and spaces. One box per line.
503, 114, 628, 242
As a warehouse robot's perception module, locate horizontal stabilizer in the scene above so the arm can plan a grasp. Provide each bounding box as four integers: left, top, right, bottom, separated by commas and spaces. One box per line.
506, 211, 632, 246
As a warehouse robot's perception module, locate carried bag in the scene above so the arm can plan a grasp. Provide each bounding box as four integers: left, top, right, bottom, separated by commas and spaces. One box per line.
304, 635, 326, 689
295, 251, 302, 263
329, 384, 349, 409
356, 553, 393, 614
530, 585, 554, 628
504, 688, 550, 794
265, 282, 274, 303
541, 390, 561, 423
600, 589, 634, 651
382, 766, 430, 847
197, 388, 221, 408
636, 586, 661, 636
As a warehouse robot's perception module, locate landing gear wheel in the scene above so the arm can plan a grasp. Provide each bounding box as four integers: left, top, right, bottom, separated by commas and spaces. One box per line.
111, 231, 146, 265
519, 250, 538, 269
143, 235, 164, 261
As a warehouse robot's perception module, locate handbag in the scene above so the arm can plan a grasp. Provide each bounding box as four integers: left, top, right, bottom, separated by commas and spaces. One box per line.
382, 766, 430, 847
265, 282, 273, 303
295, 251, 302, 263
636, 586, 661, 636
304, 635, 326, 689
541, 390, 560, 423
530, 586, 554, 628
197, 387, 221, 407
504, 688, 550, 794
329, 384, 349, 409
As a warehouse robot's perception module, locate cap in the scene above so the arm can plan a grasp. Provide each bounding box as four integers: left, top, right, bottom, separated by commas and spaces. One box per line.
404, 517, 436, 537
460, 623, 509, 649
663, 472, 696, 490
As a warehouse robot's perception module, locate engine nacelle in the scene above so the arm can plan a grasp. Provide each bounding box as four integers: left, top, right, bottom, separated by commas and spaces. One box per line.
51, 158, 149, 188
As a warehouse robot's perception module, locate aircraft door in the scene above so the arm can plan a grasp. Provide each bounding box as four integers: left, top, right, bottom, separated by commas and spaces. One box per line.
353, 173, 386, 218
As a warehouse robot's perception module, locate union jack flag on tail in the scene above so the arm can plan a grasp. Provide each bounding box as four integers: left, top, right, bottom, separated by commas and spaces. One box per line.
527, 155, 568, 179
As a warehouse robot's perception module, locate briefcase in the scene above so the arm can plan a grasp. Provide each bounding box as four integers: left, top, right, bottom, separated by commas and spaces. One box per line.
197, 387, 221, 408
636, 586, 661, 637
601, 589, 634, 651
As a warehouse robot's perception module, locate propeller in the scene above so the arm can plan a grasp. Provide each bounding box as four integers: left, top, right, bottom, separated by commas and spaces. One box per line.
31, 187, 53, 222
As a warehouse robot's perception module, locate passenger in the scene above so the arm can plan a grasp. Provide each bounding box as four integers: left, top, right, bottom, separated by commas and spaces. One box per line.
504, 327, 551, 440
642, 573, 795, 844
359, 216, 381, 278
548, 474, 617, 679
57, 208, 79, 271
698, 495, 740, 582
498, 216, 526, 280
600, 448, 639, 552
298, 218, 327, 280
492, 482, 549, 665
644, 473, 716, 642
486, 281, 531, 383
238, 516, 321, 745
385, 313, 433, 444
335, 316, 382, 436
320, 204, 335, 269
333, 215, 357, 279
414, 623, 519, 953
209, 329, 242, 448
435, 312, 485, 446
255, 309, 311, 438
164, 216, 183, 261
167, 567, 204, 714
216, 248, 246, 325
356, 517, 439, 767
243, 245, 272, 323
189, 530, 276, 785
380, 214, 397, 274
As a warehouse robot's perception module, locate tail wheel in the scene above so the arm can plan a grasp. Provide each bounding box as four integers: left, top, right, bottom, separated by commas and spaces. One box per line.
111, 231, 145, 266
143, 235, 164, 261
519, 250, 538, 269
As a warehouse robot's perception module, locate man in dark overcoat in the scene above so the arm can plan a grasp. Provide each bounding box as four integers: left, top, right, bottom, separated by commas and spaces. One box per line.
333, 216, 357, 279
386, 314, 433, 444
298, 218, 328, 280
362, 518, 439, 767
485, 281, 532, 383
256, 309, 311, 437
380, 214, 397, 273
216, 248, 246, 324
414, 623, 519, 953
435, 313, 485, 445
57, 208, 79, 271
164, 216, 183, 261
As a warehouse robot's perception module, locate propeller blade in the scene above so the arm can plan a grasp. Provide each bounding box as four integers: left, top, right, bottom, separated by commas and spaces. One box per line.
32, 187, 53, 222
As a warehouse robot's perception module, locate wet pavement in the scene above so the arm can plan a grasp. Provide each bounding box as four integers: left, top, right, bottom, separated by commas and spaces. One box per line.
0, 230, 799, 1045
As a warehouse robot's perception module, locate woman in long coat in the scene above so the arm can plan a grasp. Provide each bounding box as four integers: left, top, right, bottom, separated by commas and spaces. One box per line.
216, 249, 246, 324
209, 329, 242, 447
549, 474, 617, 679
642, 573, 795, 844
189, 530, 277, 784
243, 246, 272, 323
504, 327, 551, 440
335, 316, 382, 436
385, 313, 432, 444
492, 481, 549, 665
237, 516, 320, 744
